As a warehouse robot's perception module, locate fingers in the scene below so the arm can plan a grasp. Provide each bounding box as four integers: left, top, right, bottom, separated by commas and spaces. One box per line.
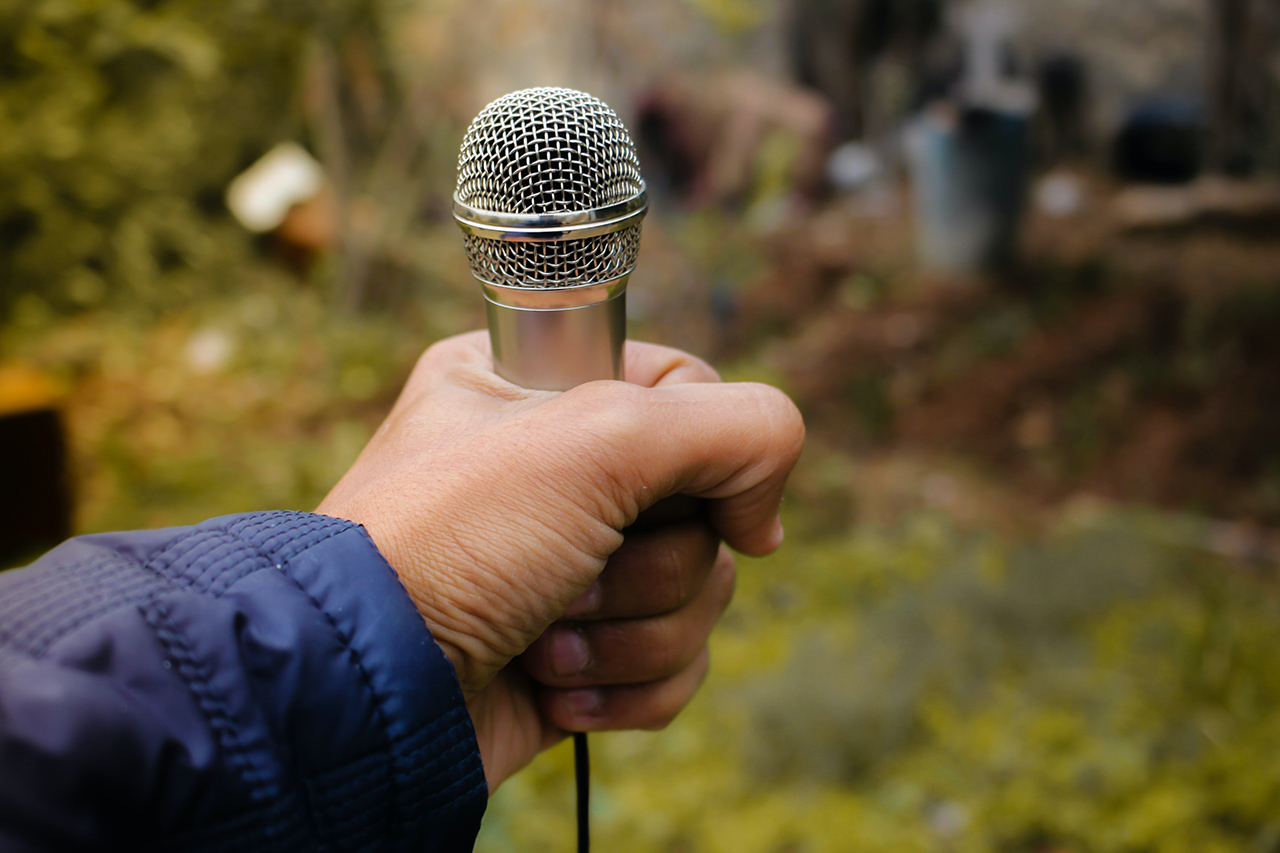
539, 647, 712, 732
562, 520, 720, 620
407, 334, 718, 403
401, 331, 538, 406
631, 495, 704, 529
623, 341, 720, 388
412, 333, 802, 556
413, 335, 719, 390
524, 543, 735, 687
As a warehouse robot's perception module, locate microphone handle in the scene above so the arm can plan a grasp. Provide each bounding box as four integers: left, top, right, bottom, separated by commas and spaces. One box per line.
483, 274, 625, 853
483, 277, 629, 391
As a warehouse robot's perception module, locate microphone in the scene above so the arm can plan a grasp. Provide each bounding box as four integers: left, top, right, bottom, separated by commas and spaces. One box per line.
453, 87, 647, 391
453, 87, 648, 853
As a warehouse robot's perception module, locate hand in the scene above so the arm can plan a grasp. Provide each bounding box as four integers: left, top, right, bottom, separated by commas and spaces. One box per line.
317, 332, 804, 792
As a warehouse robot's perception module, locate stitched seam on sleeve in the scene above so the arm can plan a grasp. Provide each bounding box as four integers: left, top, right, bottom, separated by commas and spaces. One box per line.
26, 575, 176, 654
224, 512, 351, 564
262, 571, 401, 829
318, 715, 472, 805
400, 734, 480, 795
220, 526, 404, 839
139, 516, 348, 598
0, 553, 177, 658
156, 787, 311, 852
174, 533, 270, 595
391, 701, 470, 755
311, 780, 393, 836
139, 597, 277, 804
407, 764, 487, 819
395, 708, 472, 763
196, 524, 349, 599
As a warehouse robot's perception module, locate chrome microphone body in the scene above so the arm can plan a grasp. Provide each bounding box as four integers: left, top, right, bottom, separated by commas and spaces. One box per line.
453, 87, 647, 391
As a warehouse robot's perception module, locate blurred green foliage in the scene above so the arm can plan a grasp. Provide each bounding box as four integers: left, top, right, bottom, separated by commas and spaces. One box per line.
0, 0, 377, 316
480, 511, 1280, 852
0, 273, 475, 535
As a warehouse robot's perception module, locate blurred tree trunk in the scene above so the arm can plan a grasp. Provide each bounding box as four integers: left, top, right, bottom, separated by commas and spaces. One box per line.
788, 0, 941, 141
303, 27, 436, 312
307, 40, 367, 310
1206, 0, 1260, 173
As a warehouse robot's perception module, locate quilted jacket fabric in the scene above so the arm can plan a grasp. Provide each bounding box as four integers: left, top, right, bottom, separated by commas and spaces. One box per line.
0, 511, 487, 851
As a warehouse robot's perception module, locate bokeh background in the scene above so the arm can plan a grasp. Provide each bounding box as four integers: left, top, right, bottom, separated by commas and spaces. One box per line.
4, 0, 1280, 849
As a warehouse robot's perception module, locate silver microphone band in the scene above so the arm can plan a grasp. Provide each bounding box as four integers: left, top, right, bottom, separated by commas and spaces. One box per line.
459, 194, 644, 391
453, 190, 647, 240
484, 284, 627, 391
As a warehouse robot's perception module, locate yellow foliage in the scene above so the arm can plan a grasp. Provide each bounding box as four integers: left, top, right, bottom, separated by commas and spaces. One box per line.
0, 364, 62, 415
682, 0, 769, 34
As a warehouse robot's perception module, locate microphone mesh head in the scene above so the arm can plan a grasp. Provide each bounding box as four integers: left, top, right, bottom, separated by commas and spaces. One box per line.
456, 87, 644, 288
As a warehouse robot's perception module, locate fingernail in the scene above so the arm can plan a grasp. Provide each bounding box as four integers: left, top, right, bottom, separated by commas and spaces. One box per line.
564, 688, 603, 718
551, 627, 591, 677
771, 515, 785, 547
563, 582, 602, 618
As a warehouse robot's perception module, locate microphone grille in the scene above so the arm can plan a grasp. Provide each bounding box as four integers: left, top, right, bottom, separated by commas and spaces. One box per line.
456, 87, 642, 215
456, 87, 645, 289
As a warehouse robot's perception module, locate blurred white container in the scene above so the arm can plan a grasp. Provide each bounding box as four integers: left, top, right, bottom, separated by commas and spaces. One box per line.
905, 103, 1033, 271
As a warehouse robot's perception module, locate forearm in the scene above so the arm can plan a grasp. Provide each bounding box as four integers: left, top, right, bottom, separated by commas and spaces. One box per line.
0, 511, 485, 852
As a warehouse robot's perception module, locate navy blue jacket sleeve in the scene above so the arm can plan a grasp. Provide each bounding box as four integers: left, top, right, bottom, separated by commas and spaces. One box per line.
0, 511, 487, 852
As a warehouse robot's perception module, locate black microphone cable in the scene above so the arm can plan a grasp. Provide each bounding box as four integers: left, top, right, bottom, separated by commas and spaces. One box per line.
574, 731, 590, 852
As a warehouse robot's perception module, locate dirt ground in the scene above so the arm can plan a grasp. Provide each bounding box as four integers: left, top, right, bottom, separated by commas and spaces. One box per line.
708, 177, 1280, 544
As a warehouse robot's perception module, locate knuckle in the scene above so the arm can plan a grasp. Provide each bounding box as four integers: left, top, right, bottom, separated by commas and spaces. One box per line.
744, 384, 806, 456
415, 341, 448, 372
641, 706, 681, 732
656, 546, 687, 611
544, 382, 653, 518
650, 629, 683, 678
560, 381, 649, 442
417, 333, 476, 371
679, 353, 721, 384
643, 651, 710, 730
632, 342, 721, 386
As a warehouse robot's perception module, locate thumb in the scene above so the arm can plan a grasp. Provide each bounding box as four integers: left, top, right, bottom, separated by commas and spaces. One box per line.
547, 380, 805, 556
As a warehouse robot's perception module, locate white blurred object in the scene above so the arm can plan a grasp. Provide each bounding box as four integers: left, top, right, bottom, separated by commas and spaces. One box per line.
827, 142, 883, 192
185, 328, 235, 374
906, 103, 1031, 271
226, 143, 325, 233
1034, 171, 1083, 217
953, 1, 1036, 114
